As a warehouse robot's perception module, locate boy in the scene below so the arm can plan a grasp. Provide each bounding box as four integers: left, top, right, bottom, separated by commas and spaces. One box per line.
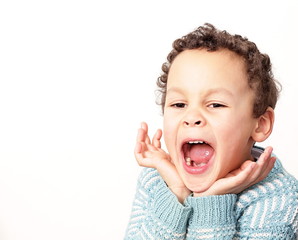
125, 24, 298, 239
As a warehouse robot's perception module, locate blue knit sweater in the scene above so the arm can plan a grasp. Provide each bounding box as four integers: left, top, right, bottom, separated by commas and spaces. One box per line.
125, 149, 298, 239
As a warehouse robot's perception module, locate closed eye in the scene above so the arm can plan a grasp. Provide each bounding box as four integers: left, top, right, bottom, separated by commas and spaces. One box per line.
171, 103, 186, 108
209, 103, 226, 108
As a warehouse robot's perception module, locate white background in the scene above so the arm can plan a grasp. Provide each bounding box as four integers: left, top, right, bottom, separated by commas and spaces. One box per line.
0, 0, 297, 239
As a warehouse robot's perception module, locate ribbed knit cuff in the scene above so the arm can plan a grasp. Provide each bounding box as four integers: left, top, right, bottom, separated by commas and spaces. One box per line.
186, 194, 237, 226
152, 181, 191, 233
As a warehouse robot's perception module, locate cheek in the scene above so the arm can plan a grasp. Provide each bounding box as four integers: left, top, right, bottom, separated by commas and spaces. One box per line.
163, 117, 174, 145
210, 117, 235, 141
163, 114, 180, 152
213, 113, 254, 140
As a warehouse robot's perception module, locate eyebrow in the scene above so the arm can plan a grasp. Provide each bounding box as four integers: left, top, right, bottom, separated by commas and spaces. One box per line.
204, 88, 234, 98
166, 87, 234, 98
166, 87, 184, 95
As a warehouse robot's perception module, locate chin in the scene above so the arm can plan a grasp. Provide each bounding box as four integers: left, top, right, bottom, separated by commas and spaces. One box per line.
184, 179, 213, 194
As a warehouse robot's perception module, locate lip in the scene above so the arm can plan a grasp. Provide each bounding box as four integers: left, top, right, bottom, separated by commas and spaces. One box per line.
180, 138, 214, 175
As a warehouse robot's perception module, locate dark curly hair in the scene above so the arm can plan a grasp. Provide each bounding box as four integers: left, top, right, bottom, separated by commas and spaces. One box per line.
156, 23, 281, 118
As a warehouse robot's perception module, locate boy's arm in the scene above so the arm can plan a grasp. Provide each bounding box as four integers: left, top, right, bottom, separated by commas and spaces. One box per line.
235, 166, 298, 239
124, 168, 191, 240
125, 122, 192, 239
235, 195, 297, 239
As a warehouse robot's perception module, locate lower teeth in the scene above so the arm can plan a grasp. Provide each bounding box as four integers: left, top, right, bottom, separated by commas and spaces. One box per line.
186, 157, 191, 166
185, 157, 207, 167
194, 162, 206, 167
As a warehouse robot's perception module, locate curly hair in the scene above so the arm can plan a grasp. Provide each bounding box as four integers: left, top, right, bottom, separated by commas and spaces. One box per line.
156, 23, 281, 118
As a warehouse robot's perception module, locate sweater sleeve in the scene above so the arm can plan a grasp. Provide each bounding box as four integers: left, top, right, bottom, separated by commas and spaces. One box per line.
185, 194, 238, 239
234, 167, 298, 239
124, 168, 192, 240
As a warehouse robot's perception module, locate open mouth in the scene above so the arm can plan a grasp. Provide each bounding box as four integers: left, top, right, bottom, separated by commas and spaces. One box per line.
182, 140, 214, 171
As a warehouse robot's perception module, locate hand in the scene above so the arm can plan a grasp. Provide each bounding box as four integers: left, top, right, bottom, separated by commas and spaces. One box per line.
134, 122, 191, 203
193, 147, 276, 197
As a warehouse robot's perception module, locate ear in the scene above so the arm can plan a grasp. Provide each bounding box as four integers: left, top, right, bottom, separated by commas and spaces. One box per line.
252, 107, 275, 142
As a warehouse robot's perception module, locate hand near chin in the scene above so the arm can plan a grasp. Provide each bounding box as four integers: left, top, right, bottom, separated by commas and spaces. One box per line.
193, 147, 276, 197
135, 122, 191, 203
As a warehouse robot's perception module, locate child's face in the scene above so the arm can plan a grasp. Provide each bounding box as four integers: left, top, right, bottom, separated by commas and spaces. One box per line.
163, 49, 259, 193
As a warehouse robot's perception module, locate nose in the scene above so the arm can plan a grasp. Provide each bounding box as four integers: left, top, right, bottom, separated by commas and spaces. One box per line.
183, 109, 205, 127
184, 120, 202, 126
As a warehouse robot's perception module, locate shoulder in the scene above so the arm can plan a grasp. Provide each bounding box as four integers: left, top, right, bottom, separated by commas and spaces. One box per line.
236, 159, 298, 232
247, 147, 298, 199
237, 159, 298, 207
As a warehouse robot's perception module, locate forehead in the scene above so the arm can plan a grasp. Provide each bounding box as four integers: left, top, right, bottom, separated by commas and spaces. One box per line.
167, 49, 250, 93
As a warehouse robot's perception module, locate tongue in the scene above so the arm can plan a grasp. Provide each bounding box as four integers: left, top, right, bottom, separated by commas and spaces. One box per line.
189, 144, 214, 163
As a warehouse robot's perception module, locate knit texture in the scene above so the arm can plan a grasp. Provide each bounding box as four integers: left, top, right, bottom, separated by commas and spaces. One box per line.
125, 151, 298, 239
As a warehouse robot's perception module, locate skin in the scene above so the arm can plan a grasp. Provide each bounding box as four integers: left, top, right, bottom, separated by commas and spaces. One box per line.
135, 49, 276, 203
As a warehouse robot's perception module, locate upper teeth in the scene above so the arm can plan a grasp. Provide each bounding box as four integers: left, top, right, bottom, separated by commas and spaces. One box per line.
188, 141, 204, 144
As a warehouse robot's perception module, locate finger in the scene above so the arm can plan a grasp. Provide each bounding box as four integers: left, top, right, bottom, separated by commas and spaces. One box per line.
134, 141, 142, 154
146, 143, 158, 152
141, 122, 151, 144
240, 160, 254, 171
136, 128, 147, 144
215, 162, 256, 195
228, 160, 254, 177
251, 156, 276, 185
134, 142, 144, 164
141, 122, 148, 132
134, 141, 148, 159
227, 162, 256, 186
248, 147, 274, 184
152, 129, 162, 148
137, 126, 151, 146
256, 146, 273, 165
259, 156, 276, 179
239, 162, 257, 186
134, 142, 152, 167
